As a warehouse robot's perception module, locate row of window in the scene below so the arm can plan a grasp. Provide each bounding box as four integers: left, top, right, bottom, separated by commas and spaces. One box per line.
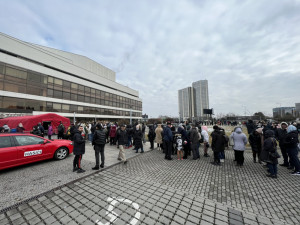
0, 62, 142, 111
0, 97, 142, 117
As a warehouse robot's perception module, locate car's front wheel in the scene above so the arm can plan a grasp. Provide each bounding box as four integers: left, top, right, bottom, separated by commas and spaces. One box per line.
54, 147, 69, 160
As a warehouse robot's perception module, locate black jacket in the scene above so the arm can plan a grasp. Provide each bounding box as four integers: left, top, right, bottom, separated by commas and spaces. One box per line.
260, 130, 278, 164
284, 130, 299, 149
276, 128, 287, 147
73, 130, 85, 155
133, 129, 143, 148
148, 127, 156, 141
211, 130, 226, 152
117, 129, 128, 145
249, 132, 262, 152
93, 129, 106, 146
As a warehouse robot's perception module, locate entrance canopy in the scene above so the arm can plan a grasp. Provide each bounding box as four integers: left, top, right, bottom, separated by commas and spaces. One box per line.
0, 113, 70, 133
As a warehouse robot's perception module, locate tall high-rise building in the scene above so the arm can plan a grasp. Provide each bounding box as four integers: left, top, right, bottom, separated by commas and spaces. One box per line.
192, 80, 209, 119
178, 87, 194, 121
178, 80, 209, 121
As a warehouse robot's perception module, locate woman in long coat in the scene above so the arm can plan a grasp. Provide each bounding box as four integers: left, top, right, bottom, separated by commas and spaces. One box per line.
133, 124, 144, 153
155, 124, 163, 150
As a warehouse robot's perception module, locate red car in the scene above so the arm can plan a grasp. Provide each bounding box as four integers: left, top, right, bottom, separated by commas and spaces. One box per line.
0, 133, 73, 170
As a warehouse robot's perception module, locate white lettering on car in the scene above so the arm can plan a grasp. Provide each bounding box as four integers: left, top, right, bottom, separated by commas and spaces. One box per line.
24, 150, 42, 157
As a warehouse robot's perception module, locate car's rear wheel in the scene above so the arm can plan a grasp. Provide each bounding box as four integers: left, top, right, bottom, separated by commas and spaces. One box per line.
54, 147, 69, 160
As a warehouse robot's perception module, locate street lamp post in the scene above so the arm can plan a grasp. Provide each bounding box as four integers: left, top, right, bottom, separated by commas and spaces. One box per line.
130, 106, 132, 125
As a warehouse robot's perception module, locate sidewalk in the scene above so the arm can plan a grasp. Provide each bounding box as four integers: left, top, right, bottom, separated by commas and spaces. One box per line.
0, 139, 152, 211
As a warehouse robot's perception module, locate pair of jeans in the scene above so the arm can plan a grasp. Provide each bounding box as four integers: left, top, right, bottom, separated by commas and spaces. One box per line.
94, 144, 105, 167
287, 147, 300, 172
219, 151, 225, 159
135, 145, 144, 153
128, 136, 132, 147
267, 163, 278, 175
88, 133, 93, 142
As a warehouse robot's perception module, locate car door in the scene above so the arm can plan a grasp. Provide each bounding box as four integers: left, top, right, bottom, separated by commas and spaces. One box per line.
0, 136, 19, 170
14, 135, 52, 164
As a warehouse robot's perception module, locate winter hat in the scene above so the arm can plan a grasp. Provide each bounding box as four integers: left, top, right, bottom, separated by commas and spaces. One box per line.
287, 125, 297, 133
280, 122, 288, 127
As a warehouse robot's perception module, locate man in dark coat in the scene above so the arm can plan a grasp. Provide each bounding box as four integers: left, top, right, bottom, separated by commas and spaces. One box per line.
117, 124, 128, 164
73, 126, 86, 173
249, 129, 262, 163
57, 121, 65, 139
276, 122, 289, 167
92, 124, 106, 170
189, 124, 200, 160
211, 126, 226, 166
148, 125, 156, 150
37, 123, 44, 137
163, 121, 173, 160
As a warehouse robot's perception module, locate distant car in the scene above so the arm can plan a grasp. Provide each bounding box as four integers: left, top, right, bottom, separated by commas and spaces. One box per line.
0, 133, 73, 170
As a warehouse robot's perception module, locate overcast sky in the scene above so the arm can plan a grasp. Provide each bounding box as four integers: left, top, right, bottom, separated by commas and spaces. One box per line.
1, 0, 300, 118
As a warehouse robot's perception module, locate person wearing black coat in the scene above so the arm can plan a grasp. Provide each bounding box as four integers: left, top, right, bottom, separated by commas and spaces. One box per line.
276, 122, 289, 167
189, 125, 200, 160
249, 129, 262, 163
211, 126, 226, 166
260, 130, 278, 178
92, 124, 106, 170
284, 125, 300, 175
148, 125, 156, 150
117, 125, 128, 164
73, 126, 86, 173
133, 125, 144, 153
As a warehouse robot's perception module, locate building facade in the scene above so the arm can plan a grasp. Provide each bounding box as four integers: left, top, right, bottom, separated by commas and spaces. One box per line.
192, 80, 209, 120
295, 103, 300, 118
178, 80, 209, 121
178, 87, 194, 121
0, 33, 142, 120
273, 107, 295, 118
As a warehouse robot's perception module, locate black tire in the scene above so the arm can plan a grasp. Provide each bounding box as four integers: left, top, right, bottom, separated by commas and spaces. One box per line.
54, 147, 69, 160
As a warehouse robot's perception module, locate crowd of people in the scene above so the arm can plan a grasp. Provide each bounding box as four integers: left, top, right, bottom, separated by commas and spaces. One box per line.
1, 118, 299, 178
70, 119, 300, 178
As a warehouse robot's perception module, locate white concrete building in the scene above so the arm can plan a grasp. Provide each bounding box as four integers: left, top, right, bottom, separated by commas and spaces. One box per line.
0, 32, 142, 120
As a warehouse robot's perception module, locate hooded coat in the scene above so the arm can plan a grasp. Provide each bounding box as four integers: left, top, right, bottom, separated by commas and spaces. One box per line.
230, 127, 248, 151
260, 130, 278, 164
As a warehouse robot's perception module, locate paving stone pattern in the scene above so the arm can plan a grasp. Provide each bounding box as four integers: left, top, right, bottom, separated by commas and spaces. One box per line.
0, 147, 299, 224
110, 149, 300, 224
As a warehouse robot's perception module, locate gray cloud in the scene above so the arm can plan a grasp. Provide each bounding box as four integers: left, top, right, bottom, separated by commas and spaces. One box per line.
1, 0, 300, 117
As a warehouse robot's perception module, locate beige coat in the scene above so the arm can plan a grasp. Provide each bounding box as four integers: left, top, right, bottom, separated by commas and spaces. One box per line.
155, 127, 163, 144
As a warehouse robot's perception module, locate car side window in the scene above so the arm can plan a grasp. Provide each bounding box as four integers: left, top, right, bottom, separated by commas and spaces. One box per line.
0, 136, 12, 148
15, 136, 44, 146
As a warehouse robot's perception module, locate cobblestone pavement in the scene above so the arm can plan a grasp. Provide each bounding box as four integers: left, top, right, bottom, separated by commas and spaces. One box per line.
0, 140, 151, 211
0, 146, 299, 224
